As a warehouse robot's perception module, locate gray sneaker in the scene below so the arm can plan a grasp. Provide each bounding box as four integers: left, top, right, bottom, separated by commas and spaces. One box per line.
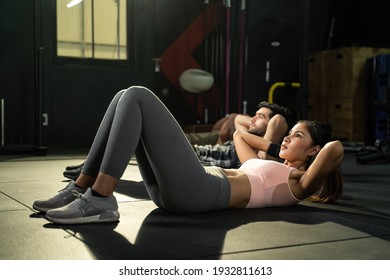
45, 188, 119, 224
33, 181, 87, 213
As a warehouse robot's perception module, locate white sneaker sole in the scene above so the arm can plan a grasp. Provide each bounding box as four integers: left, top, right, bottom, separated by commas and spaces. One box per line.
46, 211, 120, 225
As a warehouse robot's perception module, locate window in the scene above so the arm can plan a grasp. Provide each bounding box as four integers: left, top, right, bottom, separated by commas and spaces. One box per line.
56, 0, 127, 60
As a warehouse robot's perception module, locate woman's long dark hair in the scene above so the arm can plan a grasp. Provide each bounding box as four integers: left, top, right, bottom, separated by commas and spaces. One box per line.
298, 120, 344, 203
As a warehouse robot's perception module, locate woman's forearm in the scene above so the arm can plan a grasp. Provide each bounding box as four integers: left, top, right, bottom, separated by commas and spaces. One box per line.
233, 131, 272, 163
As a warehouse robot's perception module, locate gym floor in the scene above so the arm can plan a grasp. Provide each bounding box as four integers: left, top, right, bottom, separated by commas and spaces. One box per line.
0, 149, 389, 260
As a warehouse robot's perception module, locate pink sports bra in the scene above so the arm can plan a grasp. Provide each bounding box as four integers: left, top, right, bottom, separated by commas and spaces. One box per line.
239, 158, 301, 208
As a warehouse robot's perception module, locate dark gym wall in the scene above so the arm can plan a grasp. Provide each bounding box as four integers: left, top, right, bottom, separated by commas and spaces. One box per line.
4, 1, 389, 149
0, 0, 149, 149
47, 0, 155, 148
0, 0, 325, 149
1, 0, 211, 149
328, 0, 390, 49
0, 1, 36, 147
244, 0, 302, 118
150, 0, 215, 125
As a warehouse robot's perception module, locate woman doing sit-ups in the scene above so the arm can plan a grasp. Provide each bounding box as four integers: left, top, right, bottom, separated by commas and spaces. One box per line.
33, 86, 344, 224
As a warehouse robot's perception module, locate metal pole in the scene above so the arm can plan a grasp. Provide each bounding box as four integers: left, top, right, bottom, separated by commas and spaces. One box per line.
116, 0, 120, 59
298, 0, 310, 120
1, 98, 4, 147
91, 0, 95, 58
237, 0, 246, 113
225, 0, 231, 115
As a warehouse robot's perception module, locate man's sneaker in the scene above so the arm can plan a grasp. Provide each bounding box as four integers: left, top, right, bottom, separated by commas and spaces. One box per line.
65, 162, 84, 171
45, 188, 119, 225
33, 181, 87, 213
63, 168, 82, 180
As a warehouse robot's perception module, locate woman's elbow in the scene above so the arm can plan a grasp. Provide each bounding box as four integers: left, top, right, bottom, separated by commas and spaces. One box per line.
333, 140, 344, 157
325, 140, 344, 164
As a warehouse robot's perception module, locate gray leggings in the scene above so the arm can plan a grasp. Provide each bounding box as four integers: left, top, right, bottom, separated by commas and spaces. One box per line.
82, 86, 231, 213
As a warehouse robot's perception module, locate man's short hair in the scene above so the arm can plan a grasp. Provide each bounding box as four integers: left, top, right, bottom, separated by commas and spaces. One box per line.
257, 101, 291, 121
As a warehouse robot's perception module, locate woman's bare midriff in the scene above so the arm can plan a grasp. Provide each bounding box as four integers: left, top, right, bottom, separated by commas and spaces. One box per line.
222, 169, 251, 208
223, 167, 308, 209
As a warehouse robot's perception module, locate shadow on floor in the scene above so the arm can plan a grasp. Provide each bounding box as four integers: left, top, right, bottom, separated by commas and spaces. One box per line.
30, 179, 390, 260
